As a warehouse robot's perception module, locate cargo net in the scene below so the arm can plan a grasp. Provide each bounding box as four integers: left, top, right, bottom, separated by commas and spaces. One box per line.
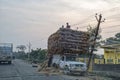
48, 28, 89, 55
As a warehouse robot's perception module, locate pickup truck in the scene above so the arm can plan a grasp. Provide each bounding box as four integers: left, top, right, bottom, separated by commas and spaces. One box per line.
52, 54, 87, 75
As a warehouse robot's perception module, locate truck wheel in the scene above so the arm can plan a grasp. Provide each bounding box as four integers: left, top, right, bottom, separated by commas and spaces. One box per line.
80, 72, 86, 76
64, 65, 70, 75
8, 61, 11, 64
52, 63, 56, 67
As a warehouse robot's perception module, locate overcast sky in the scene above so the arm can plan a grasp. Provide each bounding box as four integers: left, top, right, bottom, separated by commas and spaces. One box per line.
0, 0, 120, 51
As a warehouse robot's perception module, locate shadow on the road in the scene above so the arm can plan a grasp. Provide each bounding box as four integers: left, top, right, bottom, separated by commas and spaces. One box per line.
0, 63, 13, 65
66, 73, 87, 77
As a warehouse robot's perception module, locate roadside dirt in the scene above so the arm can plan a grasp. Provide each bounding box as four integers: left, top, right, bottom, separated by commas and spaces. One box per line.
37, 66, 118, 80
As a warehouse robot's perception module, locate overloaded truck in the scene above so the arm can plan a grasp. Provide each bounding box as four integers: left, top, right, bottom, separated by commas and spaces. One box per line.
48, 23, 89, 75
0, 43, 13, 64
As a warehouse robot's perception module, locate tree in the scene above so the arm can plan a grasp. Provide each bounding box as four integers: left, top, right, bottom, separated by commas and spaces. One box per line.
87, 25, 102, 50
115, 33, 120, 38
29, 49, 39, 61
38, 49, 47, 62
16, 45, 26, 53
104, 32, 120, 45
29, 48, 47, 62
16, 45, 27, 59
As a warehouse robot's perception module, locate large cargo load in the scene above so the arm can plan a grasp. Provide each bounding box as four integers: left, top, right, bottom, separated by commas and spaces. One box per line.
48, 26, 89, 55
0, 43, 13, 64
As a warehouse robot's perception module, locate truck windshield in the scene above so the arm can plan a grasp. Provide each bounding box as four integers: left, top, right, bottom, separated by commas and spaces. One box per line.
0, 47, 12, 54
66, 57, 76, 61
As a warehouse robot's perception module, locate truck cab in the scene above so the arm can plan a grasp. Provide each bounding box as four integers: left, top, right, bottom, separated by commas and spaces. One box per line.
52, 54, 87, 75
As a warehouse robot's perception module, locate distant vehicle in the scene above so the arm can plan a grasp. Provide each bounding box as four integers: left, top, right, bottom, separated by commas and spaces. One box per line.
0, 43, 13, 64
52, 54, 87, 75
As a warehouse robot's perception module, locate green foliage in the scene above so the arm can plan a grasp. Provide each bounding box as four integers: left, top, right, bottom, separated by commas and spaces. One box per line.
29, 48, 47, 63
115, 33, 120, 38
87, 25, 102, 40
15, 52, 28, 60
87, 26, 102, 50
105, 32, 120, 45
15, 45, 27, 59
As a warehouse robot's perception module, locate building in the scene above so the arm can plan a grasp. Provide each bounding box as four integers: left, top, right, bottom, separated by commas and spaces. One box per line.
77, 44, 120, 64
94, 58, 104, 64
101, 44, 120, 64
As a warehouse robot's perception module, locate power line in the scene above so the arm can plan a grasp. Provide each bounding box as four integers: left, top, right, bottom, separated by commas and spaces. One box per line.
70, 6, 120, 28
72, 24, 120, 31
98, 6, 120, 14
102, 30, 120, 34
102, 25, 120, 29
71, 15, 95, 26
71, 25, 120, 35
106, 13, 120, 19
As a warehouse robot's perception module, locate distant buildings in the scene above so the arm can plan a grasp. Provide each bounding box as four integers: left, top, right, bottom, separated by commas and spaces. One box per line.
77, 44, 120, 64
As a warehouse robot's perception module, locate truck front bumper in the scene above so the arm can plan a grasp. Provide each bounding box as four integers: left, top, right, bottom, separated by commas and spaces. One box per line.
69, 68, 86, 75
0, 57, 12, 62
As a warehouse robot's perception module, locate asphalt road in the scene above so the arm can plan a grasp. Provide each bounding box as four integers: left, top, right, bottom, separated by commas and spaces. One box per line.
0, 59, 67, 80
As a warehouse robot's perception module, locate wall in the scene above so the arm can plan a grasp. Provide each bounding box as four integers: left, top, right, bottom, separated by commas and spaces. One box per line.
93, 64, 120, 72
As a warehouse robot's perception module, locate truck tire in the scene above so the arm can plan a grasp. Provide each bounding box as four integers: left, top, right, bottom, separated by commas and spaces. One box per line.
64, 65, 70, 75
52, 63, 56, 67
81, 72, 87, 76
53, 63, 59, 69
8, 61, 11, 64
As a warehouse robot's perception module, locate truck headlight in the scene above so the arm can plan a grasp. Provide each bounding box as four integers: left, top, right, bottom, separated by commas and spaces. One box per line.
69, 64, 75, 69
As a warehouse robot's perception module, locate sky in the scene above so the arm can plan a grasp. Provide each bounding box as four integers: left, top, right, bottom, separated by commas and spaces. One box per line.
0, 0, 120, 52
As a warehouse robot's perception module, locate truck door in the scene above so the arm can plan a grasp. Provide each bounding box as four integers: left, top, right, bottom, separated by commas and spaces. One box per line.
59, 56, 66, 69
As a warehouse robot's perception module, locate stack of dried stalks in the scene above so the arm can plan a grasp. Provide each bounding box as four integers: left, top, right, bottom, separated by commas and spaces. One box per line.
38, 60, 61, 75
48, 28, 89, 55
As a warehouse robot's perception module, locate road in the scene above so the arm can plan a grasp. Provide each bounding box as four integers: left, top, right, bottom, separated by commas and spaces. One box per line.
1, 59, 111, 80
0, 59, 68, 80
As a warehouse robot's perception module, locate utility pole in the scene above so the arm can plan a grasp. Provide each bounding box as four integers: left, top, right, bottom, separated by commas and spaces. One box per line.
87, 14, 105, 71
28, 42, 31, 60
